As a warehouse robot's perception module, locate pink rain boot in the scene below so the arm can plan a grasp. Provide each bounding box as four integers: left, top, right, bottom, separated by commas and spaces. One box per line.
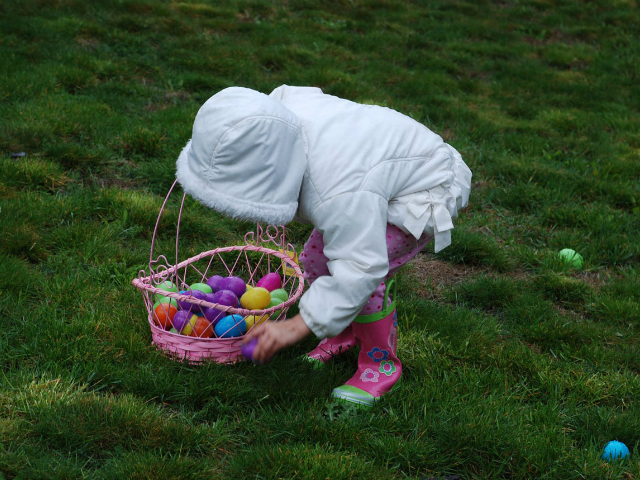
304, 325, 355, 365
331, 280, 401, 407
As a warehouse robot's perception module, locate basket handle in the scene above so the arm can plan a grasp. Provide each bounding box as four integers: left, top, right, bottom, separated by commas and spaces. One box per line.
149, 179, 187, 285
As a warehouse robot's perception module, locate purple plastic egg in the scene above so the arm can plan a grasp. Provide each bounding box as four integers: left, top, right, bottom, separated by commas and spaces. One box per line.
241, 338, 259, 362
256, 272, 282, 292
221, 276, 247, 298
203, 310, 225, 325
203, 289, 238, 325
178, 289, 207, 312
206, 275, 226, 293
171, 310, 192, 332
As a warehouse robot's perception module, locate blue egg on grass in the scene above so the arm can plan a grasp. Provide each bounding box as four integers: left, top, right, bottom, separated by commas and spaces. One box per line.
214, 314, 246, 338
602, 441, 630, 461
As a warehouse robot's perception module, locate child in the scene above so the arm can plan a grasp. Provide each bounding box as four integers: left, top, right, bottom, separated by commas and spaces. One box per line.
176, 85, 472, 406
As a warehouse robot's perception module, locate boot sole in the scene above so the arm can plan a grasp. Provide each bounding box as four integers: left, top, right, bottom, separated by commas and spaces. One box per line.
331, 378, 402, 408
300, 355, 327, 369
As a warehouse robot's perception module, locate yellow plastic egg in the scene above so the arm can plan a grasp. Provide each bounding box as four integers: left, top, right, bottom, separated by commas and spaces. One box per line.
240, 287, 271, 310
244, 314, 269, 330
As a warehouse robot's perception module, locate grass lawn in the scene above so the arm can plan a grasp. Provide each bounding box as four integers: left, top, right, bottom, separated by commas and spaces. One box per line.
1, 0, 639, 478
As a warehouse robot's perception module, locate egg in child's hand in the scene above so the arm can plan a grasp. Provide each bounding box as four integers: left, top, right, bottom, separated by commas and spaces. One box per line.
241, 338, 259, 362
240, 287, 271, 310
214, 314, 246, 338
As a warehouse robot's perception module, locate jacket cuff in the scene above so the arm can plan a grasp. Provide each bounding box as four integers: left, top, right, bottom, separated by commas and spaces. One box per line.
299, 298, 332, 339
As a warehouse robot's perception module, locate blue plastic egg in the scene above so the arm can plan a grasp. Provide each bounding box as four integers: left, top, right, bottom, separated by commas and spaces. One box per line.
214, 314, 246, 338
602, 440, 630, 461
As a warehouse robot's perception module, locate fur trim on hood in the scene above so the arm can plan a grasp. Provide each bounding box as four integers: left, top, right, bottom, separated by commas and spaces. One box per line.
176, 87, 307, 225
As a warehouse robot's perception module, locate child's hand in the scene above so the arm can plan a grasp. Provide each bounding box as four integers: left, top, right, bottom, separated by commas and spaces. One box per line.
242, 313, 311, 364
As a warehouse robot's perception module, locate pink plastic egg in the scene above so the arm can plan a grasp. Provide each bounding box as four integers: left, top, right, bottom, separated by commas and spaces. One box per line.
256, 273, 282, 292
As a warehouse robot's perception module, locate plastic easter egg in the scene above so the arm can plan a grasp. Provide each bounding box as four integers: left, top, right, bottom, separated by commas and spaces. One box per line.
240, 287, 271, 310
221, 276, 247, 298
602, 440, 630, 461
153, 280, 178, 302
201, 293, 221, 324
214, 314, 246, 338
178, 289, 207, 312
190, 282, 213, 295
244, 314, 269, 330
241, 338, 259, 362
203, 290, 238, 325
270, 289, 289, 302
181, 316, 197, 336
256, 273, 282, 292
172, 310, 195, 333
268, 297, 284, 319
206, 275, 226, 293
558, 248, 584, 269
152, 297, 178, 311
153, 302, 178, 329
169, 328, 179, 334
187, 317, 214, 338
213, 289, 239, 308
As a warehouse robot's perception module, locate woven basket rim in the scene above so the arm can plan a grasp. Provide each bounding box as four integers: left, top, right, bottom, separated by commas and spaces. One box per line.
132, 244, 304, 317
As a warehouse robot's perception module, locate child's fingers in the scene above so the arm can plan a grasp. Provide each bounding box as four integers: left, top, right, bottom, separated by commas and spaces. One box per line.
251, 323, 280, 363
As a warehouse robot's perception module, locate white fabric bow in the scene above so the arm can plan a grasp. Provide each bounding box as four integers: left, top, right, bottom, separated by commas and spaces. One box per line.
402, 190, 454, 253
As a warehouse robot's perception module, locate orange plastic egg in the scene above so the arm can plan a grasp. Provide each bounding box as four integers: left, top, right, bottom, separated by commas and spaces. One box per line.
153, 303, 178, 329
183, 316, 214, 338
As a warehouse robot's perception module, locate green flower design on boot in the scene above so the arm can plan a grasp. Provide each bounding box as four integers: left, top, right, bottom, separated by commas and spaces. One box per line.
379, 360, 396, 377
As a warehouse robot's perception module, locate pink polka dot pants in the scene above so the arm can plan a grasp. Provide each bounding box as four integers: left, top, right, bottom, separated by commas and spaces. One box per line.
298, 225, 433, 315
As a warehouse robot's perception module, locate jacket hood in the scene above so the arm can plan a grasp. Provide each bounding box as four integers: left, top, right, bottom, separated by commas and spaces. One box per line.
176, 87, 307, 225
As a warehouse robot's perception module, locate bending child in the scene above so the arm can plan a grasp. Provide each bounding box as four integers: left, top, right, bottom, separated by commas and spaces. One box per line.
176, 85, 472, 406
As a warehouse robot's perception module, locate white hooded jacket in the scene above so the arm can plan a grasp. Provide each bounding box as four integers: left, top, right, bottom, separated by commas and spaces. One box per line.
177, 85, 472, 339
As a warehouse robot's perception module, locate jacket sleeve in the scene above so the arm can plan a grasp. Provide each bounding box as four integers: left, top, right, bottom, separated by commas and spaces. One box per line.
298, 191, 390, 338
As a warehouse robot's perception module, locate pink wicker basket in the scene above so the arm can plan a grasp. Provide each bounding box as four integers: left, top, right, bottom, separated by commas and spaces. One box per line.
132, 180, 305, 364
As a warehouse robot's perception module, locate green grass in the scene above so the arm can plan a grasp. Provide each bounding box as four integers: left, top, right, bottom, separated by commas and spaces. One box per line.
1, 0, 639, 478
